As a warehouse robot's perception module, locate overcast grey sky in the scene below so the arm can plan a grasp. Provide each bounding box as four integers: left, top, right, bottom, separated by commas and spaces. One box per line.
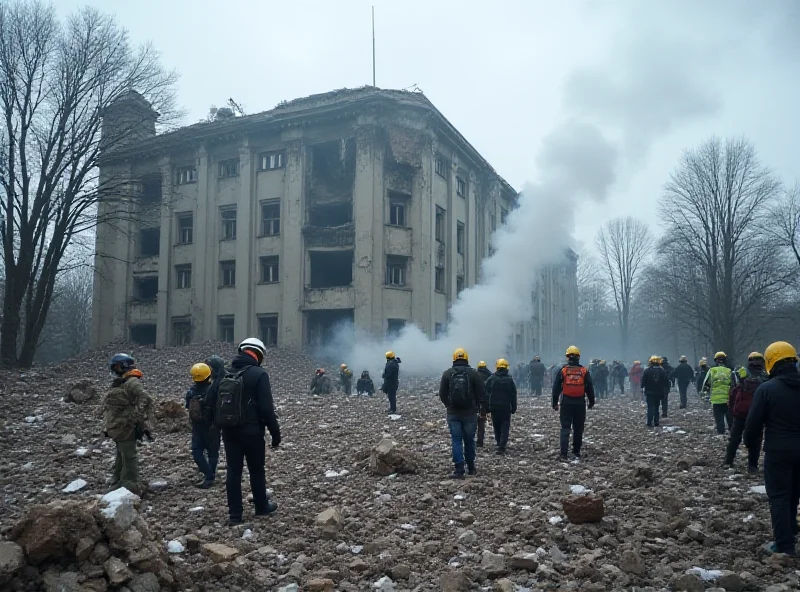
67, 0, 799, 243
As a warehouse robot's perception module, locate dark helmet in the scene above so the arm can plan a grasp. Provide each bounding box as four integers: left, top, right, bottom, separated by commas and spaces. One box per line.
109, 353, 135, 375
661, 356, 669, 363
361, 370, 370, 378
204, 355, 225, 379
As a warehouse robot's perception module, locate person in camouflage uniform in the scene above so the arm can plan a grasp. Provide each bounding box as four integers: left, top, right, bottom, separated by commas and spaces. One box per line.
310, 368, 333, 395
102, 353, 154, 495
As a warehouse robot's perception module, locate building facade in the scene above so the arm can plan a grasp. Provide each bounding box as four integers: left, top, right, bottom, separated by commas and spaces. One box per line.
91, 87, 576, 359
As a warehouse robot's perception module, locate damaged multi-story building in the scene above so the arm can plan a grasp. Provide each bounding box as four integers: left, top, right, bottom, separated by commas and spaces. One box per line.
91, 87, 577, 360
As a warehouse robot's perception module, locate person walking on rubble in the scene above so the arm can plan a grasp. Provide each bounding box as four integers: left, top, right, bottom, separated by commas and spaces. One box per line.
552, 346, 595, 462
674, 355, 695, 409
186, 362, 221, 488
702, 352, 734, 434
529, 356, 546, 398
641, 356, 668, 428
476, 361, 492, 448
102, 353, 154, 495
485, 358, 517, 455
382, 351, 401, 414
339, 363, 353, 395
725, 352, 768, 472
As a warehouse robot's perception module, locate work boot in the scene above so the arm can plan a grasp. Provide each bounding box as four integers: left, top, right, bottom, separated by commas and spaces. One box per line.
496, 448, 506, 456
450, 463, 465, 480
476, 441, 484, 448
228, 516, 243, 526
559, 452, 569, 462
467, 465, 477, 476
255, 499, 278, 516
747, 465, 759, 475
198, 479, 214, 489
571, 451, 581, 461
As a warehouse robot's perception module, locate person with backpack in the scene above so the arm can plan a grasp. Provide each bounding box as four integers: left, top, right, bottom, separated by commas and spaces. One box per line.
552, 346, 595, 461
310, 368, 332, 396
696, 358, 709, 400
529, 356, 545, 398
339, 363, 353, 395
205, 355, 226, 392
641, 356, 668, 427
207, 337, 281, 525
356, 370, 375, 396
438, 348, 485, 479
382, 351, 401, 414
102, 353, 154, 495
744, 341, 800, 556
185, 363, 220, 489
725, 352, 768, 472
674, 355, 695, 410
476, 361, 492, 448
702, 352, 734, 434
485, 359, 517, 455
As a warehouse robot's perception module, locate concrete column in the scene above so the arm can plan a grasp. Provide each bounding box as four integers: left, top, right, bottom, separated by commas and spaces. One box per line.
155, 158, 173, 348
446, 158, 457, 306
466, 171, 477, 287
234, 143, 254, 342
410, 139, 435, 336
194, 147, 213, 341
280, 135, 305, 349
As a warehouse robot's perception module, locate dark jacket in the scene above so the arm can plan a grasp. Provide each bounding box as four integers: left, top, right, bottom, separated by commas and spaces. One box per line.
673, 361, 694, 385
729, 365, 768, 419
382, 358, 400, 392
356, 374, 375, 395
696, 365, 709, 392
744, 362, 800, 453
438, 359, 485, 417
594, 364, 609, 386
485, 369, 517, 414
207, 354, 281, 443
528, 361, 545, 384
551, 361, 596, 407
641, 365, 668, 397
477, 367, 492, 383
661, 362, 675, 386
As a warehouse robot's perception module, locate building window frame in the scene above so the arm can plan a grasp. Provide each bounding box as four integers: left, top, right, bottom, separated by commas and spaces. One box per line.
220, 260, 236, 288
172, 317, 192, 346
385, 255, 407, 287
435, 158, 448, 179
435, 206, 446, 243
500, 207, 508, 225
175, 264, 192, 289
258, 314, 279, 347
434, 265, 445, 293
218, 315, 235, 343
138, 227, 160, 258
456, 221, 465, 254
220, 207, 237, 240
259, 255, 280, 284
456, 177, 466, 197
388, 190, 410, 227
456, 275, 464, 294
259, 151, 285, 171
218, 158, 239, 179
176, 212, 193, 245
176, 166, 197, 185
260, 200, 281, 236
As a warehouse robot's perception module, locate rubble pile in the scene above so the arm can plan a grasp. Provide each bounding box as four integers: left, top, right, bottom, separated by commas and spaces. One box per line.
1, 343, 799, 589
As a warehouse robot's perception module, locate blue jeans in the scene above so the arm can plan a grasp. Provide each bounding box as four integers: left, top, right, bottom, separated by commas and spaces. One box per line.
447, 414, 477, 469
191, 424, 220, 481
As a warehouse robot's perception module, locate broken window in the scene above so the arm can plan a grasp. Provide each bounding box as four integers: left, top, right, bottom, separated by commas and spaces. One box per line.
306, 309, 355, 347
457, 275, 464, 294
501, 207, 508, 225
309, 139, 356, 202
457, 222, 465, 254
221, 207, 237, 240
259, 151, 285, 171
435, 266, 445, 293
177, 166, 197, 185
134, 276, 158, 301
139, 227, 160, 258
309, 251, 353, 288
130, 324, 156, 346
261, 201, 281, 236
456, 177, 466, 197
219, 159, 239, 178
177, 213, 193, 245
388, 191, 409, 227
435, 158, 448, 178
220, 260, 236, 287
490, 213, 496, 231
172, 317, 191, 346
387, 318, 406, 337
175, 264, 191, 289
140, 175, 162, 204
435, 207, 446, 243
219, 316, 235, 343
386, 256, 408, 287
260, 256, 279, 283
258, 314, 279, 347
308, 202, 351, 227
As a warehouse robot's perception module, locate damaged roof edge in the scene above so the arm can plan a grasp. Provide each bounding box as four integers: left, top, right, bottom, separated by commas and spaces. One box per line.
103, 86, 517, 196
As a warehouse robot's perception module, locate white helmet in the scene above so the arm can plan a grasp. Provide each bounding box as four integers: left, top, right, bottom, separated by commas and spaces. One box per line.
238, 337, 267, 362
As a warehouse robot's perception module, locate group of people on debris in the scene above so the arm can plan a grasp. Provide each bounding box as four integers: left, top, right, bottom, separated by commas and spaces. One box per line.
307, 355, 401, 414
101, 336, 800, 556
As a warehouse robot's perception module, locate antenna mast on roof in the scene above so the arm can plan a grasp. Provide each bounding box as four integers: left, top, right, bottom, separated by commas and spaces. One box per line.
372, 6, 376, 87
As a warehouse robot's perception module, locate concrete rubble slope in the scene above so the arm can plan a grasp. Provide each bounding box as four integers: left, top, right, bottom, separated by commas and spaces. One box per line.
0, 342, 798, 590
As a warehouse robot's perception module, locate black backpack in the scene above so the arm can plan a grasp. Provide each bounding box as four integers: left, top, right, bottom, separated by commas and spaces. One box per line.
188, 394, 205, 424
448, 367, 473, 409
215, 368, 252, 428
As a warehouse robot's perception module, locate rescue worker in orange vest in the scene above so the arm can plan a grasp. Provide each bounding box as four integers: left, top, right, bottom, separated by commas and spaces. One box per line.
552, 345, 596, 462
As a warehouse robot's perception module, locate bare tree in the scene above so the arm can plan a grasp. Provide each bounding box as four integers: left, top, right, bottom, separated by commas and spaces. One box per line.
36, 262, 93, 363
661, 137, 787, 361
0, 1, 178, 368
596, 217, 654, 359
763, 182, 800, 270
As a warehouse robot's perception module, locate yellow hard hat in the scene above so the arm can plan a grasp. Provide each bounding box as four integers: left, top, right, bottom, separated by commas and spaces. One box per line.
765, 341, 798, 374
385, 351, 395, 359
748, 352, 764, 361
649, 355, 661, 364
699, 357, 707, 365
190, 363, 211, 382
477, 361, 487, 368
565, 345, 580, 357
714, 351, 727, 360
634, 360, 640, 365
340, 363, 347, 369
496, 358, 509, 370
453, 348, 469, 362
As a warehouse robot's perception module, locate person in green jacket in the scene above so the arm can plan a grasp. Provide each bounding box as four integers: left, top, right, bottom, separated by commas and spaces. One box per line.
702, 351, 734, 434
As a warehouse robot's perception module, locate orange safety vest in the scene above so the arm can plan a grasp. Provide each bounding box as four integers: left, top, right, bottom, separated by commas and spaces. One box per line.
561, 365, 588, 397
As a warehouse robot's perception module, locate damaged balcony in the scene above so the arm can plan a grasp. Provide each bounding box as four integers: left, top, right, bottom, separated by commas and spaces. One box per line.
302, 223, 355, 248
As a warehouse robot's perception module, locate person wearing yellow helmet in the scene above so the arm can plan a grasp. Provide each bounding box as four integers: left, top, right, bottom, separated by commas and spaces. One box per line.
642, 356, 668, 427
695, 358, 710, 395
743, 341, 800, 556
439, 348, 485, 478
552, 346, 595, 461
485, 359, 517, 455
701, 351, 734, 435
338, 363, 353, 395
475, 361, 492, 448
185, 363, 220, 489
724, 352, 768, 472
382, 351, 402, 413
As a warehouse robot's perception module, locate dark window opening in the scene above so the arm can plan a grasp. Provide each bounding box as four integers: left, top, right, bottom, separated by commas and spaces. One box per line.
435, 266, 445, 293
177, 213, 193, 245
386, 256, 407, 287
140, 175, 162, 204
134, 276, 158, 301
457, 222, 465, 254
308, 202, 351, 227
221, 207, 237, 240
308, 139, 356, 202
306, 309, 354, 348
388, 191, 410, 227
219, 316, 235, 343
435, 322, 445, 339
220, 260, 236, 287
258, 315, 279, 347
435, 207, 446, 243
176, 265, 191, 289
260, 256, 279, 283
261, 201, 281, 236
457, 275, 464, 294
172, 318, 191, 346
490, 213, 496, 231
456, 177, 466, 197
219, 159, 239, 178
309, 250, 353, 288
130, 324, 156, 346
501, 208, 508, 225
139, 228, 160, 258
387, 318, 406, 338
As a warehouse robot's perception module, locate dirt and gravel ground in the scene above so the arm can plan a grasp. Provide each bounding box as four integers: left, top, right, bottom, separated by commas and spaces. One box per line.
1, 343, 799, 591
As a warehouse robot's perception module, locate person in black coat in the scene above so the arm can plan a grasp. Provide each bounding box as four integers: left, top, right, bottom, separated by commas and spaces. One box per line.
674, 356, 695, 409
528, 356, 546, 397
356, 370, 375, 396
744, 342, 800, 556
381, 352, 401, 414
206, 338, 281, 526
476, 361, 492, 448
641, 356, 668, 427
485, 359, 517, 454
